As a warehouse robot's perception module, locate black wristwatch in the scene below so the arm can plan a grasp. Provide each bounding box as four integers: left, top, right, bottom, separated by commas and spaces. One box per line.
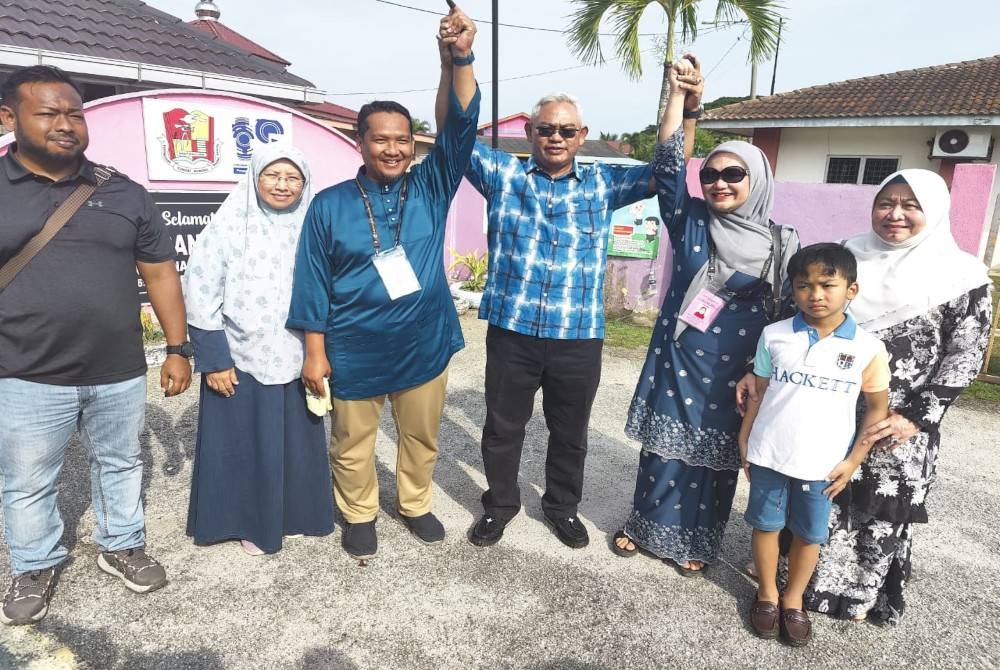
683, 105, 705, 119
165, 341, 194, 358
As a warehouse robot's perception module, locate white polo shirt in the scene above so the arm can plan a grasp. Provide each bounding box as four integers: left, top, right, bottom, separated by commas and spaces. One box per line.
748, 313, 890, 481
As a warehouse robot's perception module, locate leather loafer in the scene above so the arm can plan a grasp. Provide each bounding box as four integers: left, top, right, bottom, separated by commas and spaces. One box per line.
341, 520, 377, 560
469, 515, 507, 547
780, 605, 812, 647
749, 597, 780, 640
402, 512, 445, 545
543, 512, 589, 548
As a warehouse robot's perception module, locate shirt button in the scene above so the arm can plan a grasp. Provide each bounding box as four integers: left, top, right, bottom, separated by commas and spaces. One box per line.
552, 241, 558, 246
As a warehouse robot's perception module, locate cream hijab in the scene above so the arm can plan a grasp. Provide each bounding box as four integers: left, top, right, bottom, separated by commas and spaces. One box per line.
846, 169, 990, 332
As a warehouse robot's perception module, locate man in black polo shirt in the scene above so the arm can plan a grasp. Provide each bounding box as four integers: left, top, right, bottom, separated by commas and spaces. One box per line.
0, 66, 192, 625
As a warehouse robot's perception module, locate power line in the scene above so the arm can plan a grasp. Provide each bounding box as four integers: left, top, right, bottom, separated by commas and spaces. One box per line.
704, 27, 748, 78
372, 0, 730, 37
330, 48, 659, 97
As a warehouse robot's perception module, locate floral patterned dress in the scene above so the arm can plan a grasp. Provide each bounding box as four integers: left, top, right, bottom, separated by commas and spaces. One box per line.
622, 132, 796, 564
804, 285, 993, 623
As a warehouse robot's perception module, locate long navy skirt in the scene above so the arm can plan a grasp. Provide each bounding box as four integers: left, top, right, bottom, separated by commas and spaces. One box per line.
186, 368, 335, 553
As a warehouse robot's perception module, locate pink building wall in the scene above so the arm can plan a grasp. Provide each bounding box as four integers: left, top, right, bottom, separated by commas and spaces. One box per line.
0, 89, 362, 191
479, 114, 531, 138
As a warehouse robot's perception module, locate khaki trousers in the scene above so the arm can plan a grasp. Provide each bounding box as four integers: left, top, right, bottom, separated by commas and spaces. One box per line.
330, 368, 448, 523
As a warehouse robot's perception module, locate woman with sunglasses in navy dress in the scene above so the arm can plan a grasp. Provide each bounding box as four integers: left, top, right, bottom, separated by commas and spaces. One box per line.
611, 58, 800, 574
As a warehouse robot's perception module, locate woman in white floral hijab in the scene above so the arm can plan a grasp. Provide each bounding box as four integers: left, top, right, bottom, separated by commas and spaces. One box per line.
183, 144, 334, 555
803, 169, 992, 624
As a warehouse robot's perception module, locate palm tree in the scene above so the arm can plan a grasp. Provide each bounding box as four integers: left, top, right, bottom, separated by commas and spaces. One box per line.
567, 0, 784, 122
411, 118, 431, 133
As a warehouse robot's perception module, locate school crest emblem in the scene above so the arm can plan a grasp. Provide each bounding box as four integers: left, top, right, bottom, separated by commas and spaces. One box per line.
836, 353, 855, 370
159, 108, 221, 174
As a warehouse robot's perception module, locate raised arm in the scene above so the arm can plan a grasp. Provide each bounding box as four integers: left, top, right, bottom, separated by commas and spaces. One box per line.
435, 5, 477, 124
679, 53, 704, 162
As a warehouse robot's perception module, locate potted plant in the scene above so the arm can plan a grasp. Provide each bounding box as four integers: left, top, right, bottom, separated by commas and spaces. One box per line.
448, 248, 488, 309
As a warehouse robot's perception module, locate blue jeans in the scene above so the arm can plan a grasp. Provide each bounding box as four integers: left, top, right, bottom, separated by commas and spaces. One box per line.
0, 376, 147, 574
744, 464, 832, 545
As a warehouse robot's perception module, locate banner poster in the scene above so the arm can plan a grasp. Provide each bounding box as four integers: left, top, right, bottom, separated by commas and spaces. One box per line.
142, 98, 293, 182
607, 196, 662, 260
137, 191, 228, 299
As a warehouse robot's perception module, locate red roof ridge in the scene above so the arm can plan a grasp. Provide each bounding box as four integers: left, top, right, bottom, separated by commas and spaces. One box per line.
187, 18, 291, 66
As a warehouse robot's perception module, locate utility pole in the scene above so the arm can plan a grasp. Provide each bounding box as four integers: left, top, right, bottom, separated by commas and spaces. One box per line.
750, 61, 757, 99
769, 18, 783, 96
492, 0, 499, 149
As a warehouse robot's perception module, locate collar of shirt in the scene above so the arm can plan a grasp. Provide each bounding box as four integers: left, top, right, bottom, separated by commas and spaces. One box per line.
2, 145, 96, 185
355, 166, 405, 194
792, 311, 858, 343
524, 154, 582, 181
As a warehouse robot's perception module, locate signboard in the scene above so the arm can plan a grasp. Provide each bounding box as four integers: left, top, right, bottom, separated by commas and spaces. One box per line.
142, 98, 293, 182
607, 197, 662, 259
137, 191, 227, 299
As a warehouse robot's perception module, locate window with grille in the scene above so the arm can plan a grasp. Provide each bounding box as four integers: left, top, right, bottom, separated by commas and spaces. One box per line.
825, 156, 900, 185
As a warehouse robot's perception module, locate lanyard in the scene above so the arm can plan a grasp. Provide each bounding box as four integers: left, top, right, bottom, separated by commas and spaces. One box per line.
355, 177, 408, 254
707, 232, 774, 283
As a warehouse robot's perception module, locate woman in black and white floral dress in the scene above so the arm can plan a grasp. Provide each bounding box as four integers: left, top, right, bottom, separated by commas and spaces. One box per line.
803, 169, 993, 624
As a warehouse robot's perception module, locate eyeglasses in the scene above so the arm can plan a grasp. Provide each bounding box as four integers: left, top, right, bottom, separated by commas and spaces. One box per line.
534, 125, 582, 139
698, 166, 749, 184
259, 173, 304, 189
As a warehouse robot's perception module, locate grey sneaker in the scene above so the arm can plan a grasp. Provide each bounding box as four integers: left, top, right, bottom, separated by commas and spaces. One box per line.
97, 546, 167, 593
1, 568, 55, 625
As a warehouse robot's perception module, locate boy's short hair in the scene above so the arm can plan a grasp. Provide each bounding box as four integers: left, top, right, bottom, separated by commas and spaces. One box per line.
787, 242, 858, 284
356, 100, 412, 139
1, 65, 82, 108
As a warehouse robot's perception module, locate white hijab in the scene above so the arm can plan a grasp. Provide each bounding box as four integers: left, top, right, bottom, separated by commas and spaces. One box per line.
184, 143, 314, 384
846, 168, 990, 332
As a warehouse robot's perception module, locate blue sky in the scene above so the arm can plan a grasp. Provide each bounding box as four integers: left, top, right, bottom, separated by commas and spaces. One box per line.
149, 0, 1000, 135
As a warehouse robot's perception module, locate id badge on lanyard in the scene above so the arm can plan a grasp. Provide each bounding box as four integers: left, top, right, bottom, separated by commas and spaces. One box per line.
678, 274, 730, 332
678, 234, 774, 333
372, 245, 421, 300
355, 177, 420, 301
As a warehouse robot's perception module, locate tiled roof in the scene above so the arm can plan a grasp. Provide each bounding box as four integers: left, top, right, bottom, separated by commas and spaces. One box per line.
0, 0, 313, 88
187, 19, 290, 66
295, 101, 359, 123
706, 55, 1000, 121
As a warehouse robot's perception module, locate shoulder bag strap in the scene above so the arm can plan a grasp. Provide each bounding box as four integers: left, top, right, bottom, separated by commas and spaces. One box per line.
0, 167, 114, 292
768, 223, 784, 321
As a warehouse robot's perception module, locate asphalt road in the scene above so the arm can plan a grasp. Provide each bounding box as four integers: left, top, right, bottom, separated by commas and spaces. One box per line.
1, 315, 998, 669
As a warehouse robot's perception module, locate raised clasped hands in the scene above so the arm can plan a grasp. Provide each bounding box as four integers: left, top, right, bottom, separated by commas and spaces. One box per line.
439, 4, 475, 57
669, 53, 702, 103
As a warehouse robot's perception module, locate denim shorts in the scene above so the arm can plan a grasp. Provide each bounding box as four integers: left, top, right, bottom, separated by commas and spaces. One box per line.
743, 464, 832, 545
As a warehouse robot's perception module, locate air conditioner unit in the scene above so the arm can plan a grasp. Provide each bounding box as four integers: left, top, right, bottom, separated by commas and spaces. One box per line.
931, 128, 993, 159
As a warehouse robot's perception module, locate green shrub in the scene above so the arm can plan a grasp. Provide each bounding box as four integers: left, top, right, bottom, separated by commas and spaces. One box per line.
140, 309, 164, 344
448, 249, 488, 292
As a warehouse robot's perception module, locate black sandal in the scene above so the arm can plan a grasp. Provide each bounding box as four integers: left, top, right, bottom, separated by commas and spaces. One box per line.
672, 559, 706, 578
610, 530, 638, 558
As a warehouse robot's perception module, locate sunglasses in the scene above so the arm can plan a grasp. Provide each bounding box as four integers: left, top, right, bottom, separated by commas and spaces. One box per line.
534, 125, 582, 139
698, 166, 749, 184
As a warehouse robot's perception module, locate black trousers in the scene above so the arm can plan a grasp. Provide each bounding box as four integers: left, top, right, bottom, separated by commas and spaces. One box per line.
480, 325, 603, 521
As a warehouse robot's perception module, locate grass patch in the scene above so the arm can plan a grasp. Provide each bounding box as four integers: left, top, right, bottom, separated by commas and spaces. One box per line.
963, 380, 1000, 403
605, 318, 653, 349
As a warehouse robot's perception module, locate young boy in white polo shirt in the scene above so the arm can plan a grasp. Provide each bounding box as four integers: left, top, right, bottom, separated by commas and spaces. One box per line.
738, 243, 890, 647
